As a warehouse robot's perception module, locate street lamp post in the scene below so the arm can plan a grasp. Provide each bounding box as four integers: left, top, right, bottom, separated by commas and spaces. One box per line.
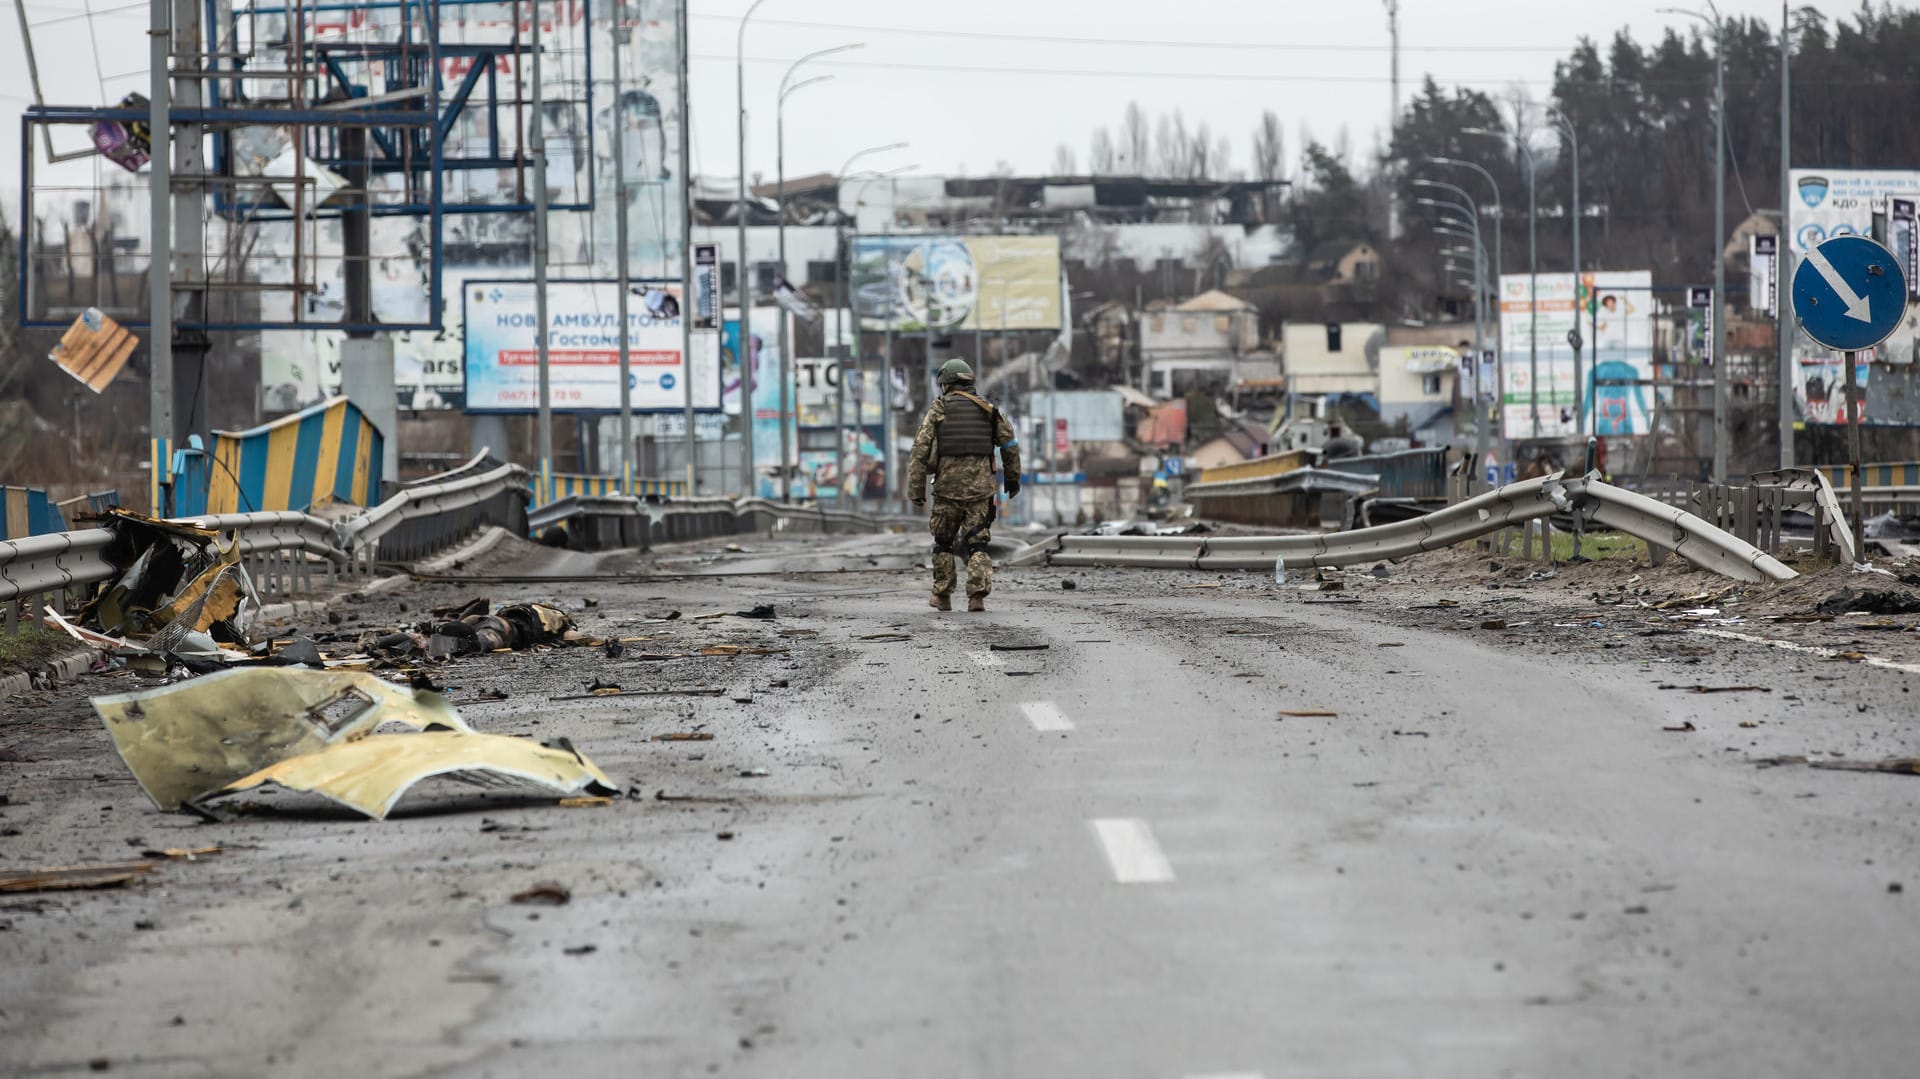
1417, 178, 1490, 475
735, 0, 771, 497
1464, 129, 1540, 439
1662, 2, 1728, 480
1544, 105, 1585, 433
1431, 156, 1505, 481
775, 43, 864, 503
831, 144, 908, 502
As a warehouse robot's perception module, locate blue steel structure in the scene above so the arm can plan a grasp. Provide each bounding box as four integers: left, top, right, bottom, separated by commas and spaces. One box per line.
17, 0, 595, 333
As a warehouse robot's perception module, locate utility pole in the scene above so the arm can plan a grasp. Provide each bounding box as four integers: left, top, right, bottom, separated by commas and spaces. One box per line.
1526, 145, 1538, 439
146, 0, 173, 513
1383, 0, 1401, 241
881, 211, 897, 506
676, 0, 695, 493
1777, 0, 1795, 469
532, 2, 553, 503
735, 0, 768, 496
610, 1, 633, 495
1711, 9, 1728, 482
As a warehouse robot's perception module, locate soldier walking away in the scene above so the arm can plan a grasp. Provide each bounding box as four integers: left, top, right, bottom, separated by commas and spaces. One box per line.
908, 359, 1021, 612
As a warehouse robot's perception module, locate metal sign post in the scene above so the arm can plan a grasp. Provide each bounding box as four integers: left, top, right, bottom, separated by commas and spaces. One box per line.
1790, 235, 1910, 554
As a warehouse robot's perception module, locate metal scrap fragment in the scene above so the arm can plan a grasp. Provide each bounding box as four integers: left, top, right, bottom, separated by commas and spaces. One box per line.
201, 731, 618, 821
93, 668, 469, 811
0, 861, 154, 893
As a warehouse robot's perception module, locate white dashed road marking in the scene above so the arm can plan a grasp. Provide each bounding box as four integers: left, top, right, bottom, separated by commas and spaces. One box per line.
1019, 701, 1074, 732
966, 650, 1003, 667
1090, 819, 1175, 883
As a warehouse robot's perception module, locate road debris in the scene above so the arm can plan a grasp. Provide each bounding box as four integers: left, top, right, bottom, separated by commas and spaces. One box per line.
201, 731, 617, 820
510, 881, 572, 906
653, 732, 714, 742
988, 643, 1051, 652
551, 687, 726, 701
1816, 588, 1920, 616
1807, 758, 1920, 775
94, 668, 468, 811
1278, 709, 1339, 718
0, 861, 155, 893
1662, 721, 1698, 732
1656, 684, 1770, 694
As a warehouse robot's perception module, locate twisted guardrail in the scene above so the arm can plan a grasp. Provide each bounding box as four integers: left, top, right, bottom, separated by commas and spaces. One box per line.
1009, 472, 1797, 584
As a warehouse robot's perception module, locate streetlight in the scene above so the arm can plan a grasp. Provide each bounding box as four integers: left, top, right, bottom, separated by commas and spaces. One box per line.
1431, 155, 1505, 479
1464, 126, 1542, 440
1542, 104, 1587, 433
736, 0, 773, 497
773, 42, 864, 503
1418, 181, 1490, 458
849, 170, 916, 507
830, 143, 908, 503
1661, 2, 1727, 481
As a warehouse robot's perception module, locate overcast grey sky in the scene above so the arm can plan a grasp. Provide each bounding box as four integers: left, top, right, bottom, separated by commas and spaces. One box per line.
696, 0, 1851, 184
0, 0, 1873, 216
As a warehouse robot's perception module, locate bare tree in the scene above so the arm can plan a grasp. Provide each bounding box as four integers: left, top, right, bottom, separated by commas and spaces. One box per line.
1191, 121, 1214, 179
1089, 127, 1117, 173
1155, 110, 1195, 178
1250, 110, 1284, 182
1121, 101, 1150, 174
1213, 135, 1232, 179
1050, 143, 1078, 176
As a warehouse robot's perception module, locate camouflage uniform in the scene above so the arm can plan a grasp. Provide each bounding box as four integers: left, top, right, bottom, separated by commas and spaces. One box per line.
908, 390, 1021, 600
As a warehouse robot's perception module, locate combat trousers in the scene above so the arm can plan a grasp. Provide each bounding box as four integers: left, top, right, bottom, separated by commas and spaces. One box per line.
928, 496, 995, 598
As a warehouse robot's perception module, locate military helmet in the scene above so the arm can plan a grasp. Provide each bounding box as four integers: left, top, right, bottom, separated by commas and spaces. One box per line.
937, 358, 975, 386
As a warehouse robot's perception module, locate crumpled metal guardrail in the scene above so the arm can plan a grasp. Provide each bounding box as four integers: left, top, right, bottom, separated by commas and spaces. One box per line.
0, 464, 916, 617
1747, 467, 1857, 564
1010, 473, 1797, 583
0, 528, 115, 603
171, 511, 349, 564
345, 460, 533, 556
531, 493, 916, 547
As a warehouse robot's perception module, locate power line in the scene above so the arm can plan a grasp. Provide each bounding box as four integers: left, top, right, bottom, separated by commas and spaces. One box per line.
709, 54, 1916, 91
706, 53, 1559, 87
693, 12, 1569, 54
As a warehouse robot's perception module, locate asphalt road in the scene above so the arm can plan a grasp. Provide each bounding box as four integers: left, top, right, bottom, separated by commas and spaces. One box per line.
3, 530, 1918, 1078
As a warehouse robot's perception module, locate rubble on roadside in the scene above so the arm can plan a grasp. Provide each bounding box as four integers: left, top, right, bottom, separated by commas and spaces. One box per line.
38, 509, 263, 661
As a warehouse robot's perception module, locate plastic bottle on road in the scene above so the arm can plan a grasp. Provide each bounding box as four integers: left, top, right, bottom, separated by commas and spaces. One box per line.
1273, 553, 1286, 586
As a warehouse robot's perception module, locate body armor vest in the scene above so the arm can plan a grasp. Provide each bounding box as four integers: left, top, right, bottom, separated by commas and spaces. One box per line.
936, 391, 996, 458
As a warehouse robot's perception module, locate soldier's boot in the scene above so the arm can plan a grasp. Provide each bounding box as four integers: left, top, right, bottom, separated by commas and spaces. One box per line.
967, 594, 986, 612
930, 592, 952, 611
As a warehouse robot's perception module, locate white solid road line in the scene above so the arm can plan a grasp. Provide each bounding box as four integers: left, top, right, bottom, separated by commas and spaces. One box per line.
1692, 627, 1920, 676
1019, 701, 1075, 732
966, 650, 1003, 667
1090, 818, 1176, 883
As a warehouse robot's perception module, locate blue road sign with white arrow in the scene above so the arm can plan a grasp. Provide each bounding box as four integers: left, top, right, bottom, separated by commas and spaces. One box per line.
1791, 235, 1910, 352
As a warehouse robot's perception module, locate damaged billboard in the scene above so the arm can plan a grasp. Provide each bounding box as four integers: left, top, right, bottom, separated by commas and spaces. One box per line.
849, 235, 1062, 332
1788, 168, 1920, 425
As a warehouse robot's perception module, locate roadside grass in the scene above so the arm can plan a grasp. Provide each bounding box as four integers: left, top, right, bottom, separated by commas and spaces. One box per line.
1547, 530, 1647, 562
0, 625, 70, 675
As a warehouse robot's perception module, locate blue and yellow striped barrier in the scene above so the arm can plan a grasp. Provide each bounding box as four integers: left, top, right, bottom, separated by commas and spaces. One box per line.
1815, 462, 1920, 489
538, 472, 688, 506
1, 486, 69, 539
192, 396, 384, 515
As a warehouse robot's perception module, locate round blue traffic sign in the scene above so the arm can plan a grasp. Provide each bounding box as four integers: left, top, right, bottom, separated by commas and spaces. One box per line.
1791, 235, 1909, 352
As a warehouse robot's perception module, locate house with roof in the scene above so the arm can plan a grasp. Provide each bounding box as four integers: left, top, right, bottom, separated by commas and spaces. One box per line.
1140, 289, 1275, 397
